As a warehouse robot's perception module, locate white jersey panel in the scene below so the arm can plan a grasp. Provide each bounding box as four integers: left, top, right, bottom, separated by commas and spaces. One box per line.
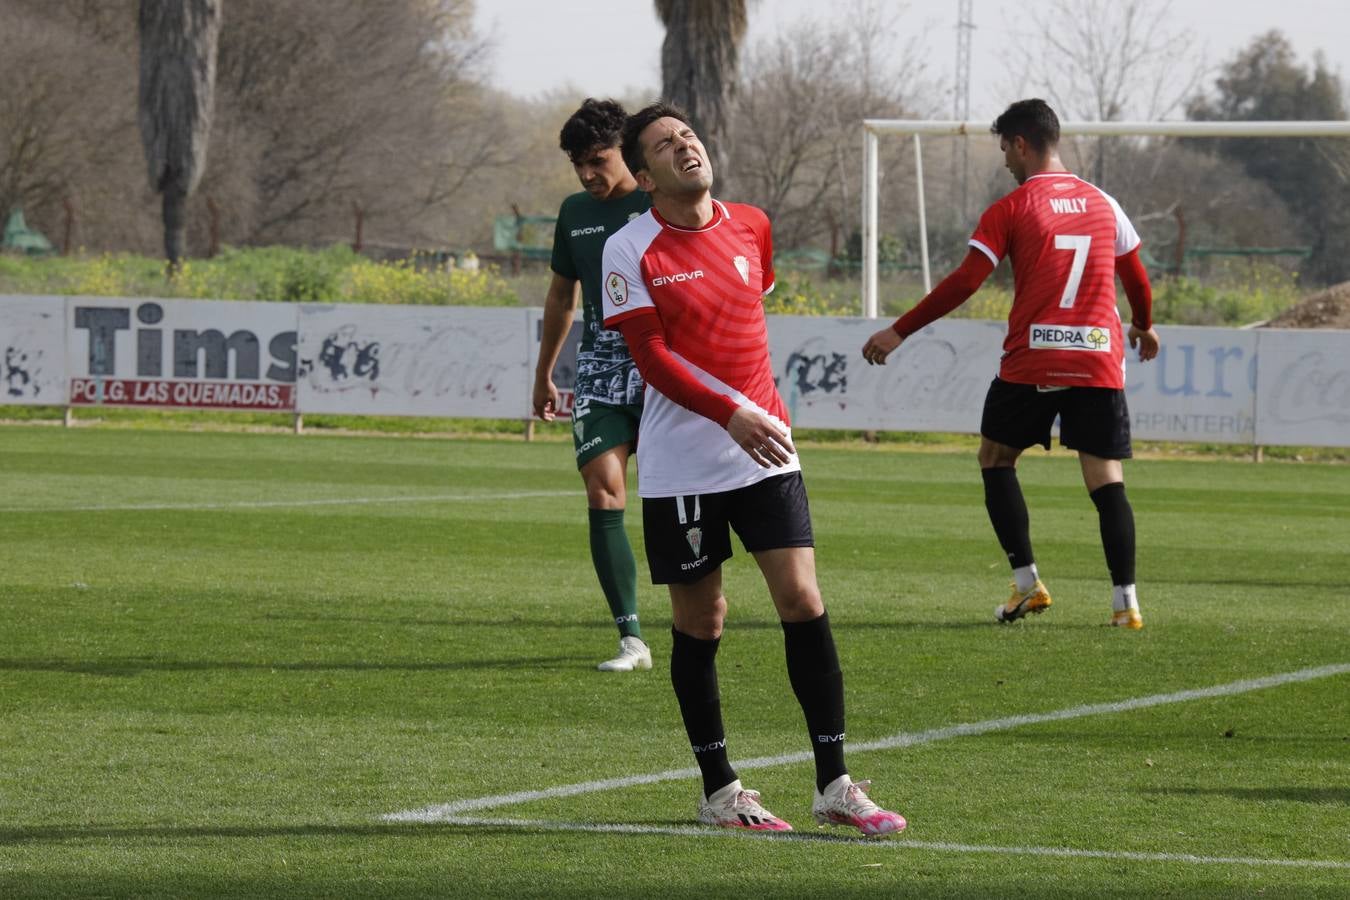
1098, 188, 1141, 256
636, 352, 800, 498
601, 212, 662, 320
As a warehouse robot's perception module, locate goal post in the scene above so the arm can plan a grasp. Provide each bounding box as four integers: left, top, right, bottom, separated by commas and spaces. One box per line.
860, 119, 1350, 318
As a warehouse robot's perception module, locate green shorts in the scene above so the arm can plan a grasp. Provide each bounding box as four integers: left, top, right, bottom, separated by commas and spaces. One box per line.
572, 399, 642, 469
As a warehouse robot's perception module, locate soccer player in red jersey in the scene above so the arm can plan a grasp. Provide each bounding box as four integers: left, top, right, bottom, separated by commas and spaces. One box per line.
601, 102, 907, 835
862, 98, 1160, 630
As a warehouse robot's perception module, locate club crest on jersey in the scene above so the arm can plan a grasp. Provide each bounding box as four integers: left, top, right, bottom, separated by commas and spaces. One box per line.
733, 255, 750, 285
685, 526, 703, 556
1029, 323, 1112, 352
606, 272, 629, 306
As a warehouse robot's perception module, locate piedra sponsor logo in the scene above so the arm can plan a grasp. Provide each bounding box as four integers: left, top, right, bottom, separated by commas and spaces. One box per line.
1029, 323, 1111, 352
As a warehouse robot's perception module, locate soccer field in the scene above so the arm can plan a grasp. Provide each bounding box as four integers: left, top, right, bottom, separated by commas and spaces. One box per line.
0, 425, 1346, 898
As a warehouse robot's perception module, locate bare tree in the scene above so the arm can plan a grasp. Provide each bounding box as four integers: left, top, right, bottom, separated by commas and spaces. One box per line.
1010, 0, 1207, 185
138, 0, 221, 269
654, 0, 749, 193
728, 3, 932, 252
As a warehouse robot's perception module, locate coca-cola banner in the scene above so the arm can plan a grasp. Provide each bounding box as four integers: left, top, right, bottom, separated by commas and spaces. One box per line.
297, 304, 530, 417
1254, 330, 1350, 447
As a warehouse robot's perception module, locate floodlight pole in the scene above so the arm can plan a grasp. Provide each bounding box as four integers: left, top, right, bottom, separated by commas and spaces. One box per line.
859, 118, 1350, 318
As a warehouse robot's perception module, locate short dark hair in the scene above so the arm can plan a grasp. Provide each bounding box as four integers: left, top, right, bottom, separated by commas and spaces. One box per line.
559, 98, 628, 161
620, 101, 693, 177
991, 99, 1060, 152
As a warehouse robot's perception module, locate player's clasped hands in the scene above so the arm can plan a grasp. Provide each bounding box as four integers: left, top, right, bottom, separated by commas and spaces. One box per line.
727, 407, 795, 468
861, 326, 903, 365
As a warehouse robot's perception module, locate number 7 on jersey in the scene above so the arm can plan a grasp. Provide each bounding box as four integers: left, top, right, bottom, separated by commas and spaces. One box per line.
1054, 234, 1091, 308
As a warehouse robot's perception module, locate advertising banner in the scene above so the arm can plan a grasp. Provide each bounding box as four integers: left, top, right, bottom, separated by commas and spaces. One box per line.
65, 296, 298, 411
296, 304, 530, 417
0, 295, 66, 405
768, 316, 1005, 432
1126, 326, 1258, 445
1254, 328, 1350, 447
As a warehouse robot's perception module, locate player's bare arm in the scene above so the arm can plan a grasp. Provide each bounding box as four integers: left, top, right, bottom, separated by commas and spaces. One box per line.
532, 272, 580, 420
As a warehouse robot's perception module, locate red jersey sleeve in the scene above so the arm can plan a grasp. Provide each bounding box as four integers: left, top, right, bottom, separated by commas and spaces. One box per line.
1116, 247, 1153, 330
968, 194, 1015, 266
892, 249, 995, 337
616, 309, 742, 427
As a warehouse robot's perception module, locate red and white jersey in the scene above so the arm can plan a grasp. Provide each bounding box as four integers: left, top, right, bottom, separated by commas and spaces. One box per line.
602, 199, 797, 498
970, 173, 1141, 388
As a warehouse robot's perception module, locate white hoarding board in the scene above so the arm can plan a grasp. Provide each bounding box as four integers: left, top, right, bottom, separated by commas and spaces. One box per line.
768, 316, 1005, 431
297, 305, 530, 418
66, 296, 298, 410
1255, 328, 1350, 447
0, 295, 66, 405
1126, 326, 1258, 445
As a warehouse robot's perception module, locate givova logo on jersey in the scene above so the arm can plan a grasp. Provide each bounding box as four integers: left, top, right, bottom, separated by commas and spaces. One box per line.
1029, 323, 1111, 352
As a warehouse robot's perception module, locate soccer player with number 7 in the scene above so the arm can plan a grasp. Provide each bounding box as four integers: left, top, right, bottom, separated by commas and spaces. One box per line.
862, 98, 1160, 630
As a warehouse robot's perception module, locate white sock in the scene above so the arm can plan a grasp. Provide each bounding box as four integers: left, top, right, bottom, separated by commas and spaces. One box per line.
1113, 584, 1139, 613
1013, 564, 1039, 593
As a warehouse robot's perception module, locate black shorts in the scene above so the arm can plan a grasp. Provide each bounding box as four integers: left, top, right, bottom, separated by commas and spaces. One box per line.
980, 377, 1133, 459
641, 472, 814, 585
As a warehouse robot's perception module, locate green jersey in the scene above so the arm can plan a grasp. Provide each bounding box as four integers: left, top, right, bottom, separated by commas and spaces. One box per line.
551, 188, 652, 407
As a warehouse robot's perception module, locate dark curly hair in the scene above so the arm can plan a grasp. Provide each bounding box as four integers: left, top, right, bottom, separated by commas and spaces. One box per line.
991, 99, 1060, 153
620, 101, 693, 178
559, 98, 629, 162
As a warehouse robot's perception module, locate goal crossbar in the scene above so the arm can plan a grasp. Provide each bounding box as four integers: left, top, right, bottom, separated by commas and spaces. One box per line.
860, 119, 1350, 317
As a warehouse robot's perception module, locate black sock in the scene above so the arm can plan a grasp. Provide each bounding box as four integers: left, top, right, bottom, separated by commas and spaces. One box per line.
1090, 482, 1136, 586
782, 612, 847, 793
670, 628, 736, 798
982, 467, 1035, 569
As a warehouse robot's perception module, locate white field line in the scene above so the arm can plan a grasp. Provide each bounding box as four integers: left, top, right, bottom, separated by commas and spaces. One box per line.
430, 815, 1350, 871
385, 662, 1350, 822
0, 490, 575, 514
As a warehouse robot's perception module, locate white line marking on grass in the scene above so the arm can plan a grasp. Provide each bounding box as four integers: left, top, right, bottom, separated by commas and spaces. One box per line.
385, 662, 1350, 822
430, 816, 1350, 871
0, 490, 575, 514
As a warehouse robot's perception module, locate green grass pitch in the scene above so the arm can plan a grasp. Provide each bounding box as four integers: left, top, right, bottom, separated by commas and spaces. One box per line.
0, 425, 1346, 898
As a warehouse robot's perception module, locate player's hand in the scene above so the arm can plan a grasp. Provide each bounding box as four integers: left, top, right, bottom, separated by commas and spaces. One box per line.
726, 407, 795, 468
1128, 325, 1159, 362
862, 326, 903, 365
532, 378, 559, 420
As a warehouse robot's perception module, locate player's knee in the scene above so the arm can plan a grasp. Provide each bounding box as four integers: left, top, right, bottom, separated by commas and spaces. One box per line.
582, 473, 626, 509
774, 584, 824, 622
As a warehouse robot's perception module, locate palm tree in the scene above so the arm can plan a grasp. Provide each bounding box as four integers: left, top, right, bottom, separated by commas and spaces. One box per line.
137, 0, 221, 271
654, 0, 749, 193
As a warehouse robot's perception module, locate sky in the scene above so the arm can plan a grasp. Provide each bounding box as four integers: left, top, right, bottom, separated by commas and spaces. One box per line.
474, 0, 1349, 118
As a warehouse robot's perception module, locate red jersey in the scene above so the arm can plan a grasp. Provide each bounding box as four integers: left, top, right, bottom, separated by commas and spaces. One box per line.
602, 200, 795, 497
970, 173, 1141, 388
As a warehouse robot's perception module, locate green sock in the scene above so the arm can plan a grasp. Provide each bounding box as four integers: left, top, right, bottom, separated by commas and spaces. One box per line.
589, 508, 641, 640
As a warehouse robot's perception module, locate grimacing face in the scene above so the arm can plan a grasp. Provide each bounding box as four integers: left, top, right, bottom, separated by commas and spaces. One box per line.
637, 116, 713, 195
571, 144, 631, 200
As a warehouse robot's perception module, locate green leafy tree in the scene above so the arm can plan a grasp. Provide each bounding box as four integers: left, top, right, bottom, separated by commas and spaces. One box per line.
1188, 31, 1350, 284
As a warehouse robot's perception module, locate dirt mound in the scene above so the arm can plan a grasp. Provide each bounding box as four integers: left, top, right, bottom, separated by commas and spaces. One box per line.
1265, 281, 1350, 329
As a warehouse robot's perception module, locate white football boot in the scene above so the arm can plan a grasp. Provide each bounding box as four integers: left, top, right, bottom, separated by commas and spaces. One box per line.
596, 636, 652, 672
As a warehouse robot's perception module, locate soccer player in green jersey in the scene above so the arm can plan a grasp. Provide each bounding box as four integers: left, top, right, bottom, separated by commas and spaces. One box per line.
533, 99, 654, 672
